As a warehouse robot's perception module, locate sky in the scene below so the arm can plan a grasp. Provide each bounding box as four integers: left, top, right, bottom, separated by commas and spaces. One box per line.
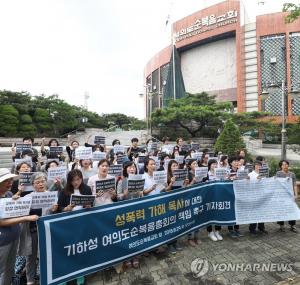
0, 0, 299, 119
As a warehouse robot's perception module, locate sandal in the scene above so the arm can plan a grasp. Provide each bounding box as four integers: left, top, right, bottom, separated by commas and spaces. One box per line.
132, 258, 139, 268
125, 260, 132, 268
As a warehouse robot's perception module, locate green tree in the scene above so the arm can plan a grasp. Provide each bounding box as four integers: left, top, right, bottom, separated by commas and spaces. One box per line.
0, 105, 19, 136
19, 114, 37, 137
214, 119, 245, 156
283, 3, 300, 23
33, 108, 52, 135
151, 92, 231, 138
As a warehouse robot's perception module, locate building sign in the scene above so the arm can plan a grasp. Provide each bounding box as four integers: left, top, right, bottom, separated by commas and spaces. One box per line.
174, 10, 238, 42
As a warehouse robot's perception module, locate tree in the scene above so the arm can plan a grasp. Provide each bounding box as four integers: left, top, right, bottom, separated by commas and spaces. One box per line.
0, 105, 19, 136
151, 92, 231, 138
283, 3, 300, 23
19, 114, 37, 137
33, 108, 52, 135
214, 119, 245, 157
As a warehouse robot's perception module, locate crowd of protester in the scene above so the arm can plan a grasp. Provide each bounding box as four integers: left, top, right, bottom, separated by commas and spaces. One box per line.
0, 135, 298, 285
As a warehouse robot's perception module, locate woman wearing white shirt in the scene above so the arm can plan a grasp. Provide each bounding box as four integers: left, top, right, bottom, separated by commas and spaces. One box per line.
142, 158, 163, 196
206, 159, 223, 242
87, 159, 116, 205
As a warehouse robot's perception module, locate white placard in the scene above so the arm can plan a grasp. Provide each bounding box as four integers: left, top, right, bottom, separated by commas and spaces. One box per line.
215, 168, 228, 180
47, 166, 67, 180
92, 151, 106, 161
153, 171, 167, 185
114, 145, 125, 154
175, 155, 185, 164
75, 147, 93, 160
195, 167, 208, 180
15, 157, 33, 167
236, 169, 249, 180
191, 152, 203, 161
31, 191, 58, 215
233, 177, 300, 224
0, 196, 32, 218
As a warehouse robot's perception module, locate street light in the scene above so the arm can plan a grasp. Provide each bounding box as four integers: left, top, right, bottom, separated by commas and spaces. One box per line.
260, 80, 300, 160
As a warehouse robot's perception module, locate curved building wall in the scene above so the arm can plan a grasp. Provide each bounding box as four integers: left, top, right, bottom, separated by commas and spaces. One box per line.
181, 37, 236, 101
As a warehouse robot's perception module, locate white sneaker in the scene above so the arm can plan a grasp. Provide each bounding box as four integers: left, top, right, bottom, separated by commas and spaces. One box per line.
215, 231, 223, 241
208, 231, 218, 241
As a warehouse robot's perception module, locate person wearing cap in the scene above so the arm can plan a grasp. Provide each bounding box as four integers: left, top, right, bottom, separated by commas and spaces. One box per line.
248, 161, 268, 235
0, 168, 38, 285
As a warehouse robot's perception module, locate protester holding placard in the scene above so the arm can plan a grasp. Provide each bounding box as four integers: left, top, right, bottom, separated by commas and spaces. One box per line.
238, 156, 246, 171
45, 160, 67, 192
11, 137, 39, 164
41, 138, 65, 161
19, 172, 57, 285
117, 162, 141, 201
58, 169, 93, 213
0, 168, 39, 285
142, 158, 165, 196
199, 152, 209, 167
227, 157, 243, 238
206, 159, 218, 181
187, 159, 199, 185
72, 159, 96, 181
163, 160, 184, 253
127, 138, 141, 161
218, 155, 229, 171
173, 137, 187, 156
11, 162, 33, 195
87, 159, 117, 205
66, 138, 80, 162
248, 161, 268, 235
276, 160, 298, 233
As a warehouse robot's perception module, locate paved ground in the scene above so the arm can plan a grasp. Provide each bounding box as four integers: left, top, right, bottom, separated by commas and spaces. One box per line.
86, 214, 300, 285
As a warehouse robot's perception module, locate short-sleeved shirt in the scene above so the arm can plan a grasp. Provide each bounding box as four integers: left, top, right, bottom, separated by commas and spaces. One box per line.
276, 170, 296, 186
0, 191, 21, 246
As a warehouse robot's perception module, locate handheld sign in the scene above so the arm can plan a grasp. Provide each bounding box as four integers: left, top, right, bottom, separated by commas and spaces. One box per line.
181, 144, 190, 153
31, 191, 58, 215
191, 143, 200, 151
236, 169, 249, 180
148, 142, 158, 152
0, 196, 32, 218
94, 136, 105, 145
259, 166, 269, 178
245, 163, 254, 173
113, 145, 125, 154
70, 194, 95, 207
161, 144, 174, 154
16, 143, 32, 154
47, 166, 67, 180
215, 168, 228, 180
19, 172, 34, 192
153, 171, 167, 185
92, 151, 106, 161
138, 155, 146, 164
49, 146, 63, 155
15, 157, 33, 167
127, 176, 145, 195
116, 154, 127, 165
95, 178, 116, 193
191, 152, 203, 161
75, 147, 93, 160
108, 164, 123, 177
195, 167, 208, 181
175, 155, 185, 165
173, 169, 188, 187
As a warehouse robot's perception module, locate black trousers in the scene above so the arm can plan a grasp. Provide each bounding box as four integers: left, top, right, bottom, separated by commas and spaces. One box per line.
207, 225, 221, 232
277, 220, 296, 226
228, 225, 239, 231
249, 223, 265, 232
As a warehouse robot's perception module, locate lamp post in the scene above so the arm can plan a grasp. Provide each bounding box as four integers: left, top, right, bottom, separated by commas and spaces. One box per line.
261, 80, 300, 160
